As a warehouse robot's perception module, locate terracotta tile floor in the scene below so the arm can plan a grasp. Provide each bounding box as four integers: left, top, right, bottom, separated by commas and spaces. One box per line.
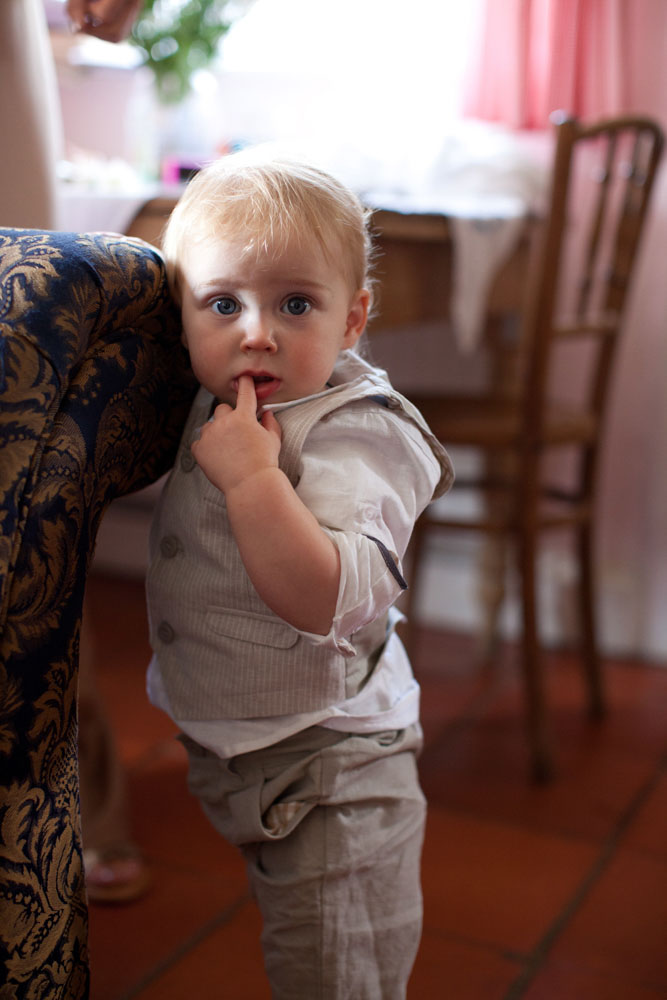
83, 573, 667, 1000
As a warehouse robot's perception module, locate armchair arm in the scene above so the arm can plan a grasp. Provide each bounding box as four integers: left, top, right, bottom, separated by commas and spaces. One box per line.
0, 228, 196, 998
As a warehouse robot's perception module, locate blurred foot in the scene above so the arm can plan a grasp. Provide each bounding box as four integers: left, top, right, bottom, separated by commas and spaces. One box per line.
84, 846, 151, 904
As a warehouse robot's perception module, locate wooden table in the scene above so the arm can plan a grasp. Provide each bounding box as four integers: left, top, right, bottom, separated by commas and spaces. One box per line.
125, 196, 175, 249
366, 209, 535, 334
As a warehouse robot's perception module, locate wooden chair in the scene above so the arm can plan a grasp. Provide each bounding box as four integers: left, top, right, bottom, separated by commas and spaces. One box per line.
405, 112, 664, 781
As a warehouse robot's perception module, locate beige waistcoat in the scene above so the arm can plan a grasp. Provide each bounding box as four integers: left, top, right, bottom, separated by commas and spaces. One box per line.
146, 358, 453, 721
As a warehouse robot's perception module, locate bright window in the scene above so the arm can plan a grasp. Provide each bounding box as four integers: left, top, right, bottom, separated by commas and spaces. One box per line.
217, 0, 484, 188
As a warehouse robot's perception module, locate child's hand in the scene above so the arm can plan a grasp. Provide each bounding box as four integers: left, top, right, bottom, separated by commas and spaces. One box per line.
191, 376, 282, 494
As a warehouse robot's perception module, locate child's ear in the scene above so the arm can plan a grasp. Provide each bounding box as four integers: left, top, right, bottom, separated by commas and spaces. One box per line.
342, 289, 370, 348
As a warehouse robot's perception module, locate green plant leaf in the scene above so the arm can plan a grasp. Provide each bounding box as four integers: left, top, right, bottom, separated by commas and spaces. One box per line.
130, 0, 233, 104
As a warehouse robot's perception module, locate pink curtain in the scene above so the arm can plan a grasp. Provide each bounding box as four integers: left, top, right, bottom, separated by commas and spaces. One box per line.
465, 0, 629, 129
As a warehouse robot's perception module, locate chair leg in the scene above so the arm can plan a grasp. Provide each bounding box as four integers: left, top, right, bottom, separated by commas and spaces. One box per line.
517, 521, 553, 783
577, 523, 605, 719
475, 534, 507, 661
475, 438, 516, 662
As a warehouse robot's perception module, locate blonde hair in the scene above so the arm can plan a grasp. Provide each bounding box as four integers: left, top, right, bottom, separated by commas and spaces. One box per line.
162, 147, 375, 305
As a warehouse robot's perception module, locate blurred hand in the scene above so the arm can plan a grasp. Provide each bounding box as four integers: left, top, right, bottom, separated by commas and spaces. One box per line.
67, 0, 144, 44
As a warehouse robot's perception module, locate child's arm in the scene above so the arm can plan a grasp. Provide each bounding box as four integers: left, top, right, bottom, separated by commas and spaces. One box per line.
190, 376, 340, 635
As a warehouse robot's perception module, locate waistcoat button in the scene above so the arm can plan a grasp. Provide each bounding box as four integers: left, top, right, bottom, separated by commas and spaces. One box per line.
180, 449, 196, 472
160, 535, 181, 558
157, 621, 175, 644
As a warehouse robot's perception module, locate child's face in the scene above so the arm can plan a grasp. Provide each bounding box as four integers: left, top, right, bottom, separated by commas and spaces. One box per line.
178, 231, 369, 407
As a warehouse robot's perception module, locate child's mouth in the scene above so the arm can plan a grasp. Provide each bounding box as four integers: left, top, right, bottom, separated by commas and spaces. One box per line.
233, 374, 281, 400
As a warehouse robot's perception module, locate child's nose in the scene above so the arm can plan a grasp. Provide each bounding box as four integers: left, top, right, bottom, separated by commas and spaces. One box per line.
241, 313, 276, 351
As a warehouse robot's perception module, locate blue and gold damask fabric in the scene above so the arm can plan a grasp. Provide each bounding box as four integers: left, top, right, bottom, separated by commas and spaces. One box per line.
0, 229, 196, 998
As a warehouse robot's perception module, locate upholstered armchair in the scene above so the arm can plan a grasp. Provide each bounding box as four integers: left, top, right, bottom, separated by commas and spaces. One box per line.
0, 229, 197, 998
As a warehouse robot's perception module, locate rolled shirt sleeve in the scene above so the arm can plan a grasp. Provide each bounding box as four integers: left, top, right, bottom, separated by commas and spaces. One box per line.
292, 405, 443, 652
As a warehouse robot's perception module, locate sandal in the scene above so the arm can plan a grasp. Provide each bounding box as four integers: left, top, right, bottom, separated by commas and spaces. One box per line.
83, 846, 151, 905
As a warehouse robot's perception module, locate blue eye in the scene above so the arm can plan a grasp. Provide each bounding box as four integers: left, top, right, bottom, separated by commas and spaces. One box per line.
212, 297, 239, 316
283, 296, 311, 316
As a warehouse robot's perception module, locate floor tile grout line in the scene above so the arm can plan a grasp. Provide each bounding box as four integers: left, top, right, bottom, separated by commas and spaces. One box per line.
116, 892, 252, 1000
502, 751, 667, 999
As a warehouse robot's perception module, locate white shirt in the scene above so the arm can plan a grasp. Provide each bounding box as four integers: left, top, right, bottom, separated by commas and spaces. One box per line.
147, 364, 445, 758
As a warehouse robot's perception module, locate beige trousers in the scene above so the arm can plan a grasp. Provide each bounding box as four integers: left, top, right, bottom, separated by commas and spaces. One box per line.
0, 0, 63, 228
182, 723, 426, 1000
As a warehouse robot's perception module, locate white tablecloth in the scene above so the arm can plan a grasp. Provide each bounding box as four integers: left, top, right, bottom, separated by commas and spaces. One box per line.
364, 189, 529, 352
56, 182, 164, 237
